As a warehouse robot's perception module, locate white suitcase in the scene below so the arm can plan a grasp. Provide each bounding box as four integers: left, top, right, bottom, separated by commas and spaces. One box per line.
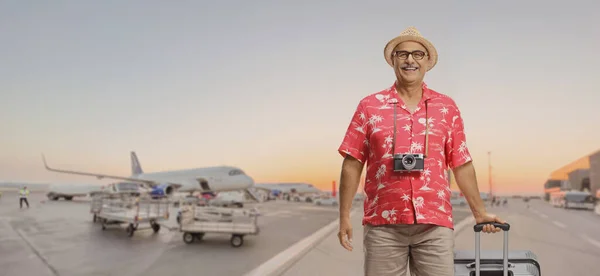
454, 222, 541, 276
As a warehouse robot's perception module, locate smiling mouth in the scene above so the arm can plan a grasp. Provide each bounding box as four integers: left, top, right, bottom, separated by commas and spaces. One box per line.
402, 66, 419, 72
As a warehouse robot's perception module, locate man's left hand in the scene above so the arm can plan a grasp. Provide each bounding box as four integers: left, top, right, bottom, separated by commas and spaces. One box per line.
475, 212, 506, 234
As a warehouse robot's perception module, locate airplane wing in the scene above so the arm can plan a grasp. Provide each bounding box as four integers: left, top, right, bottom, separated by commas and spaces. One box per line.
41, 154, 182, 190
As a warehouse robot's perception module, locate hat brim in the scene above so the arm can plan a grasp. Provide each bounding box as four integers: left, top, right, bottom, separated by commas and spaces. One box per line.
384, 35, 438, 71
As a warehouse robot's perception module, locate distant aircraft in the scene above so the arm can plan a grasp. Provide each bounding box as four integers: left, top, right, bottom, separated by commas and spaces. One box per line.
253, 182, 322, 202
42, 151, 258, 200
254, 182, 321, 194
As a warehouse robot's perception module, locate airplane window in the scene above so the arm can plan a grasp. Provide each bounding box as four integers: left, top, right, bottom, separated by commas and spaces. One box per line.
228, 169, 244, 176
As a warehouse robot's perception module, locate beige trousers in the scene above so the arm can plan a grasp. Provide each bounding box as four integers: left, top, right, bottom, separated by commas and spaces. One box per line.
363, 223, 454, 276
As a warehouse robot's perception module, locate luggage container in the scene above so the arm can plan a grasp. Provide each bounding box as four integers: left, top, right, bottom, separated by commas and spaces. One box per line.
454, 222, 541, 276
90, 193, 170, 237
178, 201, 260, 247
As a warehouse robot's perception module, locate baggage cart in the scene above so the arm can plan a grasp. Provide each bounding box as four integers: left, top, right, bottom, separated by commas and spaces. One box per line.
178, 202, 259, 247
90, 193, 170, 237
454, 222, 541, 276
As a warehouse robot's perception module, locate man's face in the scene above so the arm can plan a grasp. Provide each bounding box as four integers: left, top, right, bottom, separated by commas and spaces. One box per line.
392, 41, 429, 85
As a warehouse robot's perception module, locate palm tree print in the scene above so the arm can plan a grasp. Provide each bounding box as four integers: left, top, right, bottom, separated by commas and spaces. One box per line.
437, 189, 447, 212
382, 135, 393, 158
414, 196, 425, 220
401, 193, 411, 212
375, 164, 387, 190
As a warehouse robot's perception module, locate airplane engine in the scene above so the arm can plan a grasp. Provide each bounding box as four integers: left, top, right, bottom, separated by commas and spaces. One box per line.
151, 183, 175, 198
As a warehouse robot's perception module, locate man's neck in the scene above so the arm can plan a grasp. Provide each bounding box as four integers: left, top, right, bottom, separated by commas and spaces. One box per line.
395, 81, 423, 101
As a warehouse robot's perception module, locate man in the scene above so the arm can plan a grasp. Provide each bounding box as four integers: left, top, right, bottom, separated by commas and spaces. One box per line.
337, 26, 506, 276
19, 186, 30, 209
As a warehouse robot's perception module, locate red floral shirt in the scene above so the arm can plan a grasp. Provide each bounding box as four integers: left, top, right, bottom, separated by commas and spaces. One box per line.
338, 82, 472, 229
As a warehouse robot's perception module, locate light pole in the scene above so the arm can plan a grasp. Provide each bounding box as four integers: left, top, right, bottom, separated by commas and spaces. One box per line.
488, 151, 493, 197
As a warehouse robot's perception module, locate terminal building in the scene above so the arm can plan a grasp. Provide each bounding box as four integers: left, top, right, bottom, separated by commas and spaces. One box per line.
543, 149, 600, 201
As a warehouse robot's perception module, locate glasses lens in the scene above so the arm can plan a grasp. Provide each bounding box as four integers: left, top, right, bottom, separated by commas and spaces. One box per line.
412, 51, 425, 60
396, 51, 409, 59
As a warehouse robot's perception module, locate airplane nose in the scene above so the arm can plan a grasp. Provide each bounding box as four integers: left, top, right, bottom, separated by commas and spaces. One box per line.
245, 175, 255, 187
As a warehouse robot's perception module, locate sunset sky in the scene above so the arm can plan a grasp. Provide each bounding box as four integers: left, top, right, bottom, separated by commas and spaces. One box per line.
1, 1, 599, 195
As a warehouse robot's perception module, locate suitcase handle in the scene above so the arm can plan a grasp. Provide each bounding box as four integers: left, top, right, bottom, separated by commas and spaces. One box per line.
474, 222, 510, 232
466, 261, 514, 269
474, 223, 510, 276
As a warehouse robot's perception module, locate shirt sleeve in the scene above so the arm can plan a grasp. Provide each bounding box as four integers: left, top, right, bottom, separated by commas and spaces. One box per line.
338, 101, 369, 164
445, 103, 472, 169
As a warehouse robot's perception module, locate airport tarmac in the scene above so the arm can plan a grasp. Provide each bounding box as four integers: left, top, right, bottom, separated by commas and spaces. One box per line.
0, 192, 345, 276
282, 198, 600, 276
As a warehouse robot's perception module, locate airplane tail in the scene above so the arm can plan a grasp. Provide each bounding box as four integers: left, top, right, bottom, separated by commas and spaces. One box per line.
130, 151, 143, 176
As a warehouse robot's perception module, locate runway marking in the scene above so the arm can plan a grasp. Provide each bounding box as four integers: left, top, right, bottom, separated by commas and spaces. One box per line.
262, 210, 293, 217
453, 216, 475, 237
0, 236, 22, 242
297, 206, 339, 212
552, 220, 566, 229
244, 208, 360, 276
580, 234, 600, 250
530, 209, 539, 214
14, 228, 59, 276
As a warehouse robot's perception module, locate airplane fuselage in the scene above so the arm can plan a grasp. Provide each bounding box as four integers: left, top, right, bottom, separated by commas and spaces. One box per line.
134, 166, 254, 193
42, 151, 255, 198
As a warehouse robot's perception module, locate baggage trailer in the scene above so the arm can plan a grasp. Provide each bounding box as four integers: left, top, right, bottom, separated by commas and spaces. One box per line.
90, 193, 170, 237
178, 202, 259, 247
454, 222, 541, 276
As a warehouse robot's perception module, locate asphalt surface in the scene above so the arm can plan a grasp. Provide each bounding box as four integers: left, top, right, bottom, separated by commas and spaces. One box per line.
283, 198, 600, 276
0, 192, 342, 276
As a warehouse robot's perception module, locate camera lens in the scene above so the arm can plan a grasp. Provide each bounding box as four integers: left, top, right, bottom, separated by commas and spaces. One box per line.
402, 155, 416, 170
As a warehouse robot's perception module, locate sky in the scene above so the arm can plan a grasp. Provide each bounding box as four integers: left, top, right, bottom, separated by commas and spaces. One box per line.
1, 1, 599, 195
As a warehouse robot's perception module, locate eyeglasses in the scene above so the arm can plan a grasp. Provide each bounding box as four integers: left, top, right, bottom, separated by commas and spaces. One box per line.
393, 50, 427, 60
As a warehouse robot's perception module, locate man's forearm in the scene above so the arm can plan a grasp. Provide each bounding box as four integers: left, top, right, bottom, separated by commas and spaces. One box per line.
453, 162, 486, 220
339, 158, 363, 219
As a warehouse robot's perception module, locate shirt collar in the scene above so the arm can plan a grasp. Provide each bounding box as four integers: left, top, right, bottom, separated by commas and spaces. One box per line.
387, 81, 434, 102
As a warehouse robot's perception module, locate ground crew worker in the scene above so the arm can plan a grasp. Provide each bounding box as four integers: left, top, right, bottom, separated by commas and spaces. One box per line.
19, 186, 30, 209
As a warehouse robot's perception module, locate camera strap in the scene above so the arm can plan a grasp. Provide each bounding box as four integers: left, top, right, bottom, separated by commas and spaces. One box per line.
392, 99, 429, 158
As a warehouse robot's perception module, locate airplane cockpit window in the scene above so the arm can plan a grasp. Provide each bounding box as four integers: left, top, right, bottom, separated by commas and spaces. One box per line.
228, 169, 244, 176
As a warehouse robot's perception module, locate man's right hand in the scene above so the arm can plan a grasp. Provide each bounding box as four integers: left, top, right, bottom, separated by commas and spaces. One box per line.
337, 218, 353, 251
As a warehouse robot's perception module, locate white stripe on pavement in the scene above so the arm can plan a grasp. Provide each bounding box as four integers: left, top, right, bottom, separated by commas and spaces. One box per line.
552, 221, 566, 229
580, 234, 600, 250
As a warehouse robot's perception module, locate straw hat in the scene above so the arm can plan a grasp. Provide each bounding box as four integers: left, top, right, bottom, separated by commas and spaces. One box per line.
384, 26, 438, 71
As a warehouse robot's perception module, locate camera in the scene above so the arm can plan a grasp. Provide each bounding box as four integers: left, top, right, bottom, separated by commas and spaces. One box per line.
393, 153, 425, 172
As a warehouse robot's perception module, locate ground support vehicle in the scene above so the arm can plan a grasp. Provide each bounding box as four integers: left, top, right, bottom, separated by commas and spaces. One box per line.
178, 202, 259, 247
90, 193, 170, 237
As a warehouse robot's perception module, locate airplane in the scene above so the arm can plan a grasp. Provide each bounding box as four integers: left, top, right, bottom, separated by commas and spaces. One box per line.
253, 182, 322, 202
254, 182, 321, 195
42, 151, 259, 201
